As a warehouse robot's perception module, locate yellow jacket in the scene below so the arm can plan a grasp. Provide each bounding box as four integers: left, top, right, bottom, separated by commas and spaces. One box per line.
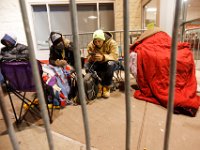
87, 32, 119, 62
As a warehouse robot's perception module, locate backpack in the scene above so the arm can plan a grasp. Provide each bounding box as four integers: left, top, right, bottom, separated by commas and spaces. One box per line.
68, 72, 98, 105
83, 72, 98, 101
68, 65, 100, 104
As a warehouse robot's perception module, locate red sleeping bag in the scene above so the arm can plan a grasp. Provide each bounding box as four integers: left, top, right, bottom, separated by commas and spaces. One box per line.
130, 30, 200, 117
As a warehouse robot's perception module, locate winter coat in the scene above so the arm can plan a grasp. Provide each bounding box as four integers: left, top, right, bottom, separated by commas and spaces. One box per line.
0, 43, 29, 61
87, 32, 119, 62
49, 38, 74, 67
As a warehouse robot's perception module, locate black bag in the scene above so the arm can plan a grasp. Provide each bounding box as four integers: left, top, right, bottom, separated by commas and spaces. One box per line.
68, 64, 101, 104
83, 72, 98, 101
68, 72, 98, 104
68, 72, 78, 102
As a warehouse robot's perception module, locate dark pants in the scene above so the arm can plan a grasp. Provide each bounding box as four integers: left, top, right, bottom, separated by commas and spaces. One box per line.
84, 61, 118, 86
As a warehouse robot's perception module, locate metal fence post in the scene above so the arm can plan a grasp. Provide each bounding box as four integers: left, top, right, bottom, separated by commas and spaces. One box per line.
0, 86, 20, 150
18, 0, 54, 149
123, 0, 131, 150
70, 1, 91, 150
163, 0, 182, 150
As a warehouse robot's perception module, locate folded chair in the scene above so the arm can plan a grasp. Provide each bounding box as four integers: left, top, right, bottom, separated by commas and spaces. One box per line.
0, 61, 52, 124
111, 45, 125, 91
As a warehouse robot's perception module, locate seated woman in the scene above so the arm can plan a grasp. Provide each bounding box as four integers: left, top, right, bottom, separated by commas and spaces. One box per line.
42, 32, 75, 107
49, 32, 74, 68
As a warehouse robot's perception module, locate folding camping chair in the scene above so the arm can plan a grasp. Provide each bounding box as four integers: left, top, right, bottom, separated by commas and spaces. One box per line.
0, 61, 52, 124
111, 45, 125, 91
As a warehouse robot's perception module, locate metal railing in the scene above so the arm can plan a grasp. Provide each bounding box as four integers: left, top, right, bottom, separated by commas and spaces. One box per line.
63, 29, 146, 58
0, 0, 194, 150
182, 28, 200, 60
180, 18, 200, 60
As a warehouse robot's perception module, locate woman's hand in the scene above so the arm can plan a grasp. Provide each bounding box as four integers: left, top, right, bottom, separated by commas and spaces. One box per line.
94, 53, 104, 62
55, 59, 67, 67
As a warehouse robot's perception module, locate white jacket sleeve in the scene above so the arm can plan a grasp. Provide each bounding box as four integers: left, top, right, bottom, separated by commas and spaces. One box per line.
129, 51, 137, 79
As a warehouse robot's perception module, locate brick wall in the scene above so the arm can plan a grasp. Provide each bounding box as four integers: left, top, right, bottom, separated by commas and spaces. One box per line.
115, 0, 142, 49
115, 0, 142, 31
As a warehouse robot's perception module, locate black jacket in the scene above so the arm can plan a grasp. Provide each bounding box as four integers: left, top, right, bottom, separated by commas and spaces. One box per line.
49, 42, 74, 67
0, 43, 29, 61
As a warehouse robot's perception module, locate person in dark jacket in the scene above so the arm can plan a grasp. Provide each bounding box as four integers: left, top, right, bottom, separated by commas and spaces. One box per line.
0, 33, 29, 61
0, 34, 29, 83
0, 33, 29, 83
49, 32, 74, 67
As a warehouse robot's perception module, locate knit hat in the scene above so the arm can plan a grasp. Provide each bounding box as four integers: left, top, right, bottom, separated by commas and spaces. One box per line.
1, 33, 17, 46
50, 32, 63, 45
93, 29, 105, 41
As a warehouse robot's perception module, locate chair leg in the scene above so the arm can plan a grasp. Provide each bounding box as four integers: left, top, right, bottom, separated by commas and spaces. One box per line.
7, 84, 53, 124
7, 90, 19, 123
45, 99, 53, 124
49, 95, 56, 123
18, 92, 26, 122
22, 97, 41, 120
43, 85, 54, 123
9, 90, 41, 123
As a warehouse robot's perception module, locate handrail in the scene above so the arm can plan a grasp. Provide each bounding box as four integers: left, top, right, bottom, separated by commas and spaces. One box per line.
180, 18, 200, 41
62, 29, 146, 50
185, 27, 200, 32
181, 18, 200, 26
180, 17, 200, 60
63, 29, 146, 36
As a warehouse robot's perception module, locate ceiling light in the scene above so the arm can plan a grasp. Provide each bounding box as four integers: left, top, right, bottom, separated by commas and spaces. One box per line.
146, 8, 157, 12
88, 16, 97, 19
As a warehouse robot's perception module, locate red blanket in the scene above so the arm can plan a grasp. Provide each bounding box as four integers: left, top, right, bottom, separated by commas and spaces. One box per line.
130, 31, 200, 116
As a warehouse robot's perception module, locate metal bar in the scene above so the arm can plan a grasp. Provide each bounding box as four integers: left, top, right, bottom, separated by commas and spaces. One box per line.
181, 18, 200, 26
0, 86, 20, 150
180, 0, 187, 41
63, 29, 146, 36
123, 0, 131, 150
18, 1, 54, 150
46, 4, 52, 33
69, 1, 91, 150
197, 32, 200, 60
19, 92, 26, 120
97, 2, 100, 29
163, 0, 181, 150
7, 90, 18, 123
185, 27, 200, 32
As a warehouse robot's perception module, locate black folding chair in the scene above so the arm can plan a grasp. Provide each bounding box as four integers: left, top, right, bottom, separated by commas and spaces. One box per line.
0, 61, 53, 124
112, 45, 125, 91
